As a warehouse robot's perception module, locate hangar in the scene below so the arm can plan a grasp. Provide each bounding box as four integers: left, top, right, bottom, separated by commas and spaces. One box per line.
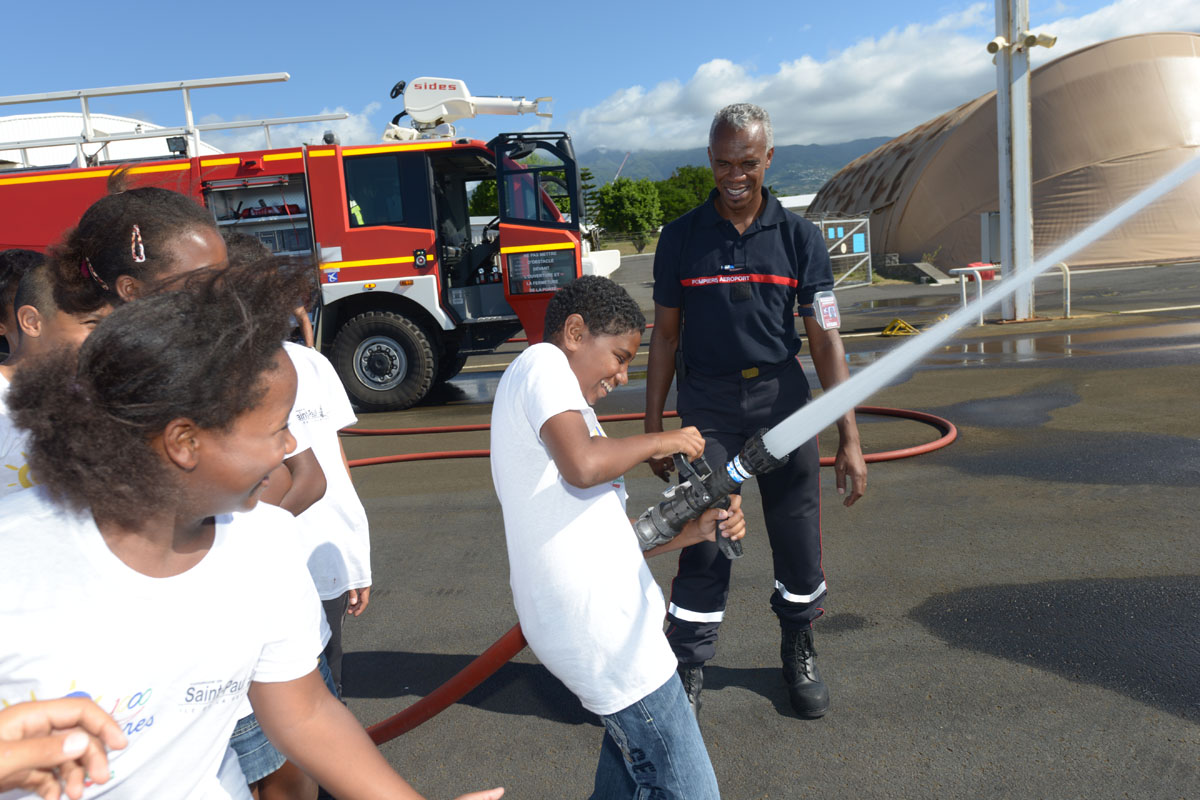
808, 32, 1200, 269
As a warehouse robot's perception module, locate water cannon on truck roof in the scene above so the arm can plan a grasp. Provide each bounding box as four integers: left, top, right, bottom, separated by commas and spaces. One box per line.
383, 78, 552, 142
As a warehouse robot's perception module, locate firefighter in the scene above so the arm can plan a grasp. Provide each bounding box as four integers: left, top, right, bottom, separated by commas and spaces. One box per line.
644, 103, 867, 720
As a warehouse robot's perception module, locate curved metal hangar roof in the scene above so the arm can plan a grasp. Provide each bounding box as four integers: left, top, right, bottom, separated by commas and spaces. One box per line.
808, 32, 1200, 268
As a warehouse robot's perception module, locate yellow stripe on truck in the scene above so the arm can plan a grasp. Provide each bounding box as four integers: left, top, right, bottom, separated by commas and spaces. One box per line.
499, 242, 576, 254
0, 170, 114, 186
129, 164, 190, 174
0, 162, 188, 186
344, 142, 454, 155
321, 256, 417, 271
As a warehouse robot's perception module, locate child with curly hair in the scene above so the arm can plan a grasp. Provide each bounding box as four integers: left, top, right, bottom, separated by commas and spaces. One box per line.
0, 259, 501, 800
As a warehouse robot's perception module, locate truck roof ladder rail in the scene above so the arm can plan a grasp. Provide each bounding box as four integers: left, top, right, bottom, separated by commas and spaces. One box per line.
0, 73, 348, 167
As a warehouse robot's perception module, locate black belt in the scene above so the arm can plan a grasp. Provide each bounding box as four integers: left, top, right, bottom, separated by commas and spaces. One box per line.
688, 356, 796, 382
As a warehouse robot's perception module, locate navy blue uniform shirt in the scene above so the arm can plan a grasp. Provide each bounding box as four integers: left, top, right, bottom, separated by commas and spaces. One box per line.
653, 188, 834, 376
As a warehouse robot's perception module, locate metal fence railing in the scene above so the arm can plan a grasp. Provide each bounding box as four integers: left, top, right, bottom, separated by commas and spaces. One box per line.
814, 217, 873, 288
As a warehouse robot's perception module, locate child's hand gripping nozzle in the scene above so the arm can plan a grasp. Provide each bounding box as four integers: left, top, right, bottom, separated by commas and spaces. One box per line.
633, 430, 789, 560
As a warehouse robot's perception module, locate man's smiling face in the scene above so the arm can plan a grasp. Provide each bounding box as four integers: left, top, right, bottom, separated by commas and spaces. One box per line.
708, 120, 774, 220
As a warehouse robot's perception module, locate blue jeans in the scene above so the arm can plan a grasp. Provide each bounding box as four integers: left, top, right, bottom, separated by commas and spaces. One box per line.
590, 673, 719, 800
230, 653, 339, 783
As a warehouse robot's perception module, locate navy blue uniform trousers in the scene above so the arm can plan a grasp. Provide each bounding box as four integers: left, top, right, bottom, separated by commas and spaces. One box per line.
665, 356, 827, 665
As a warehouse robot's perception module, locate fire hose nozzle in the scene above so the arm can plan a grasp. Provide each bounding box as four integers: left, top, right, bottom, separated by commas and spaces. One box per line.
632, 430, 790, 558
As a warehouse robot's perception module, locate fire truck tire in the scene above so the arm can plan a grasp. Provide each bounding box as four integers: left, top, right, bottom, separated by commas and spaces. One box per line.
436, 351, 469, 383
331, 311, 436, 411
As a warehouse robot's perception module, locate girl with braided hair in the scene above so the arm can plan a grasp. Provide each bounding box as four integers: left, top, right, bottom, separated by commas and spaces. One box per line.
47, 173, 228, 314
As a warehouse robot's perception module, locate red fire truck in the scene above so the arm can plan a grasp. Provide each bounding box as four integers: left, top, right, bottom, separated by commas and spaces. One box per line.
0, 74, 605, 410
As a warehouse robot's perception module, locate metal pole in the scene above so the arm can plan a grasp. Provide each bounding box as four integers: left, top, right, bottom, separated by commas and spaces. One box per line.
995, 0, 1035, 320
182, 88, 198, 157
79, 96, 94, 140
77, 96, 93, 167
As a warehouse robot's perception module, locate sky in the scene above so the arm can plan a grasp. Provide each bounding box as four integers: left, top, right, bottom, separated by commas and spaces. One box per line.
2, 0, 1197, 155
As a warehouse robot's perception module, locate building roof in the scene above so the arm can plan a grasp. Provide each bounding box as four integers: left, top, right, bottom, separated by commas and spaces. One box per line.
0, 112, 223, 169
808, 32, 1200, 268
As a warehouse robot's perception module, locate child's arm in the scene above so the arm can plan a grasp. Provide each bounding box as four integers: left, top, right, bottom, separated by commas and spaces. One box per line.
338, 438, 372, 617
294, 305, 315, 348
272, 448, 327, 517
259, 463, 293, 507
642, 494, 747, 558
540, 412, 705, 489
249, 671, 503, 800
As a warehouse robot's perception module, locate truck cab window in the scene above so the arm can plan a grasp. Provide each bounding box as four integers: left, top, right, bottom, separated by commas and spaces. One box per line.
344, 153, 407, 227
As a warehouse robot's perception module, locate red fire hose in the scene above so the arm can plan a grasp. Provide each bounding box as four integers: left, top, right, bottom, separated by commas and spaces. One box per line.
366, 624, 528, 744
345, 407, 957, 468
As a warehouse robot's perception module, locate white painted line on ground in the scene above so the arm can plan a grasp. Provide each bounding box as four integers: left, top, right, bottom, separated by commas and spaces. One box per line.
1116, 304, 1200, 314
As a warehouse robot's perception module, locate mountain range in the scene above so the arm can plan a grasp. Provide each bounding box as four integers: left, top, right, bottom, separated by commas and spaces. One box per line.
578, 136, 893, 196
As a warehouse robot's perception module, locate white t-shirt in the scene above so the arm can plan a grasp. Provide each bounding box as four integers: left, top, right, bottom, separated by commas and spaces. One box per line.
0, 488, 326, 800
489, 343, 677, 716
283, 342, 371, 599
0, 373, 34, 498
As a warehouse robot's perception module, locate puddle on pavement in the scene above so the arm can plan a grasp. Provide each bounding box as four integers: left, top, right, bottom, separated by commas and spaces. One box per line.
911, 575, 1200, 722
930, 383, 1080, 428
846, 321, 1200, 369
935, 428, 1200, 486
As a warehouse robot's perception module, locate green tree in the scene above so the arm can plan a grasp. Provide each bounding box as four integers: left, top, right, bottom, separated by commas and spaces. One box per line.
579, 167, 600, 225
597, 177, 662, 252
468, 179, 498, 216
654, 165, 715, 223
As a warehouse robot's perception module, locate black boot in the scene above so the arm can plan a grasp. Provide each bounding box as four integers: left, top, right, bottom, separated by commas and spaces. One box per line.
677, 663, 704, 720
781, 627, 829, 719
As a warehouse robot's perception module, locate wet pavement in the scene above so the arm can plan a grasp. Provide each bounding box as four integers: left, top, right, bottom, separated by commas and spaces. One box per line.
339, 258, 1199, 800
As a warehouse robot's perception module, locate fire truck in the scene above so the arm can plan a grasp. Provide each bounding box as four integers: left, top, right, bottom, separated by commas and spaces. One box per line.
0, 73, 611, 410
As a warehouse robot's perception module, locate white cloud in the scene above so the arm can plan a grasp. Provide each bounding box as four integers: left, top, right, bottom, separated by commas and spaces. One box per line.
197, 102, 382, 153
568, 0, 1200, 150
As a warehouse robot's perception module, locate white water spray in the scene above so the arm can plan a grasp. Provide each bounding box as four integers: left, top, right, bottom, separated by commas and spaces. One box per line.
761, 155, 1200, 459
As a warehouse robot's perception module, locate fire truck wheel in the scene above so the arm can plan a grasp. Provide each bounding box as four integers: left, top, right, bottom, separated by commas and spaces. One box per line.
436, 351, 469, 383
331, 311, 436, 411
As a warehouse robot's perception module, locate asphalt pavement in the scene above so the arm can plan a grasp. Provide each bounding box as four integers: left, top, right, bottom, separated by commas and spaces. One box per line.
337, 257, 1200, 800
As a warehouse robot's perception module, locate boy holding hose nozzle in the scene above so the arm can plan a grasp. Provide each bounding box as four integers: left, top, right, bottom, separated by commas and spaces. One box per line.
490, 276, 744, 799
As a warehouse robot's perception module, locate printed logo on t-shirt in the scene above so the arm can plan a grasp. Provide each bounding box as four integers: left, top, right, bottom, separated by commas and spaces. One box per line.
2, 451, 33, 492
1, 425, 34, 493
2, 682, 157, 740
178, 677, 249, 712
293, 406, 330, 424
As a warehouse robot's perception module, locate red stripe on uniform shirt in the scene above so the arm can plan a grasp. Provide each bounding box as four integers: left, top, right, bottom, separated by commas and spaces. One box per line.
680, 273, 798, 288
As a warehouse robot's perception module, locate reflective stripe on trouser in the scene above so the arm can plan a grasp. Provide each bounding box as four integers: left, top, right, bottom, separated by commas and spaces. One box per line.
665, 358, 827, 665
